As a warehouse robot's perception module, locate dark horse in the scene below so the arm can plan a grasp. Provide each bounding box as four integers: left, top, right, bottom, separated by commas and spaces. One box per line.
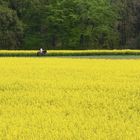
37, 50, 47, 56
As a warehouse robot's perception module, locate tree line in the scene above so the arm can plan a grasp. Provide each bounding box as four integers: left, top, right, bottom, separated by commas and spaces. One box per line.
0, 0, 140, 50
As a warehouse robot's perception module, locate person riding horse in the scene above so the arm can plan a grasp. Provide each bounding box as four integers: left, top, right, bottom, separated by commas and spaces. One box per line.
37, 48, 47, 56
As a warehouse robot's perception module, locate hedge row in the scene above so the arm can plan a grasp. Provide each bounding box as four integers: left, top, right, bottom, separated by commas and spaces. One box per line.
0, 50, 140, 57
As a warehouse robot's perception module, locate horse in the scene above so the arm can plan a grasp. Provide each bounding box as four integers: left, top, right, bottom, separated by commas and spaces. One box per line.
37, 50, 47, 56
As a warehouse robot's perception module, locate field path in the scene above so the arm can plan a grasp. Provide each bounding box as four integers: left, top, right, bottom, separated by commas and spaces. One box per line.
46, 55, 140, 59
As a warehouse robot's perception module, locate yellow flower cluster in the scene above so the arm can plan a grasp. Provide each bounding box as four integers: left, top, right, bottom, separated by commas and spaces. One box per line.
0, 58, 140, 139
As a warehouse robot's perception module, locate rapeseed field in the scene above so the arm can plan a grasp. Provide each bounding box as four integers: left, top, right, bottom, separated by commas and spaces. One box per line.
1, 50, 140, 57
0, 58, 140, 140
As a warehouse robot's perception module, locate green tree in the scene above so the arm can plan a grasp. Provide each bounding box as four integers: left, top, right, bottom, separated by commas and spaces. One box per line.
0, 5, 23, 49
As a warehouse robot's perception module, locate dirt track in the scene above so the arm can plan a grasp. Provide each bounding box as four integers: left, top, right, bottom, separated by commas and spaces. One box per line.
48, 55, 140, 59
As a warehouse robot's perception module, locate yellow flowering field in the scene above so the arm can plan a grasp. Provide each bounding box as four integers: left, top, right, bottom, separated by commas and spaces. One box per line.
1, 50, 140, 56
0, 57, 140, 140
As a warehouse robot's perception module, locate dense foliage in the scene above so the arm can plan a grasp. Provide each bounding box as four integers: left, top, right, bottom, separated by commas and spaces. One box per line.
0, 0, 140, 49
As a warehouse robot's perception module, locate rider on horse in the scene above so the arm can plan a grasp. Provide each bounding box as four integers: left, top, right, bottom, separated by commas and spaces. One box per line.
37, 48, 47, 56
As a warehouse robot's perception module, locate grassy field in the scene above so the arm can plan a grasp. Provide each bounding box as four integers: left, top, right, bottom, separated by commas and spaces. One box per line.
1, 50, 140, 57
0, 57, 140, 140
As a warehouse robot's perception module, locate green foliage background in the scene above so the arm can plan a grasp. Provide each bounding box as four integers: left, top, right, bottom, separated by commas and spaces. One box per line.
0, 0, 140, 50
